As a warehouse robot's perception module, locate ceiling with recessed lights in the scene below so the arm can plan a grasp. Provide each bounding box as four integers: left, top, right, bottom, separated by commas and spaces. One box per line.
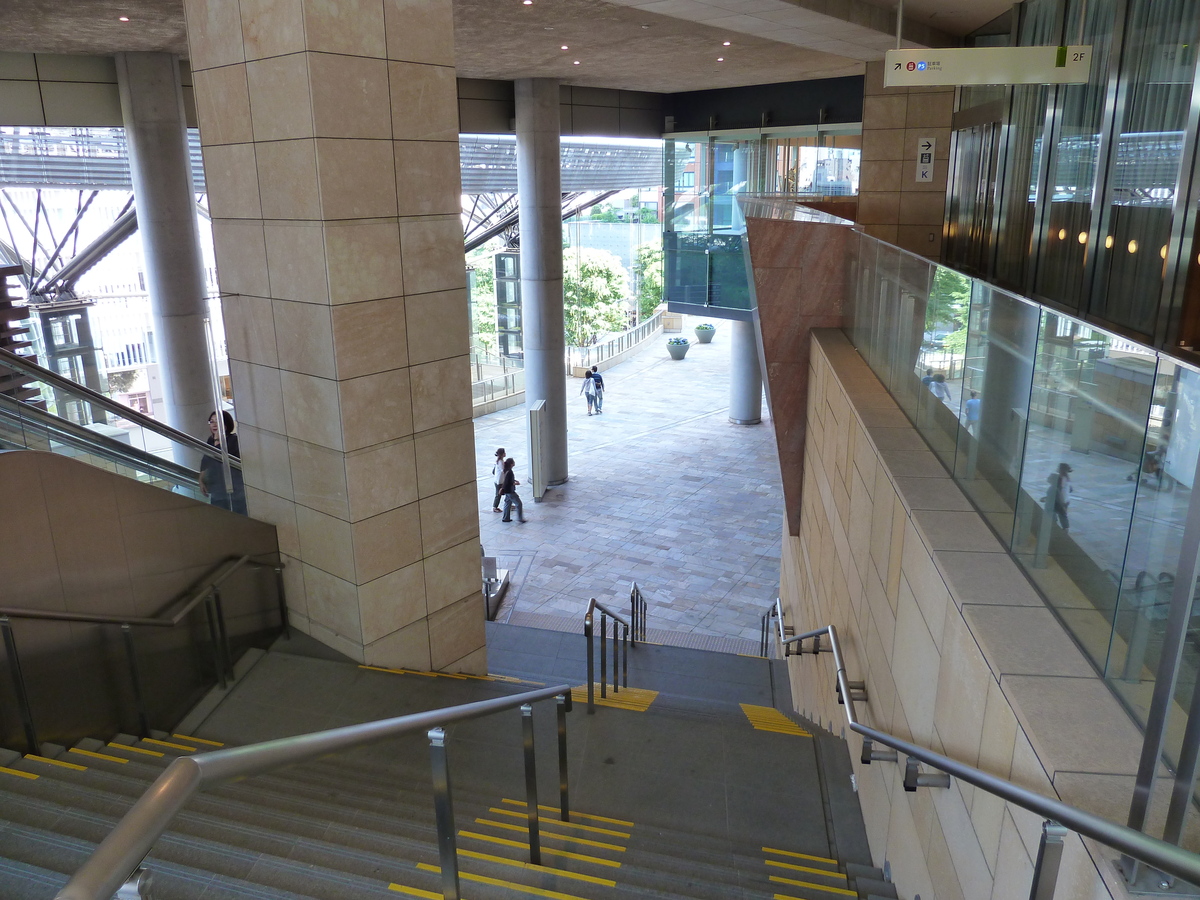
1, 0, 1011, 94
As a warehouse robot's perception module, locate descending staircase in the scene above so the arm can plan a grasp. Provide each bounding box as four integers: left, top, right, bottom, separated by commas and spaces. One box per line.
0, 631, 896, 900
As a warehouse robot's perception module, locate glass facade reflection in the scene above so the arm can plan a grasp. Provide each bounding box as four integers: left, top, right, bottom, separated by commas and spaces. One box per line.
946, 0, 1200, 355
848, 228, 1200, 769
664, 129, 861, 315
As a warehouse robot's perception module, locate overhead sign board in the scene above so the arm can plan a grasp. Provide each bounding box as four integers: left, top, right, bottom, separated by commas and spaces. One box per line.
884, 46, 1092, 87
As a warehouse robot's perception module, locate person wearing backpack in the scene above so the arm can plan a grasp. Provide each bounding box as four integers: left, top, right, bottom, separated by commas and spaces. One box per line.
590, 365, 605, 413
580, 369, 596, 415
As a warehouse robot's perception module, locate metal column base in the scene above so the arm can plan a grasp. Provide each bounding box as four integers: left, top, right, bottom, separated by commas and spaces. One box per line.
728, 416, 762, 425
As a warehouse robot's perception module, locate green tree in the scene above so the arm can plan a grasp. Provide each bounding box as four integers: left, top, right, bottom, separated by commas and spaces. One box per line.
563, 248, 629, 347
106, 370, 140, 393
632, 242, 663, 321
926, 265, 971, 353
467, 259, 498, 357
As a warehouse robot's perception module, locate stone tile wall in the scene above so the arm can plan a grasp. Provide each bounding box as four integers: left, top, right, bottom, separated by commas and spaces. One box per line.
182, 0, 485, 672
858, 60, 954, 260
780, 329, 1195, 899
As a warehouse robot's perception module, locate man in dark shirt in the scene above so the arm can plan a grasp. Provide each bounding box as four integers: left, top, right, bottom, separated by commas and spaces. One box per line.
591, 365, 605, 413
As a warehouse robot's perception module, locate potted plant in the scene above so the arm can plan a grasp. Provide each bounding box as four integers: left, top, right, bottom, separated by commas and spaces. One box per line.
694, 322, 716, 343
667, 337, 690, 360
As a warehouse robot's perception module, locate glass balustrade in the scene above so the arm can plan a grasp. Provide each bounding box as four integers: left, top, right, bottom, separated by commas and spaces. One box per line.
844, 224, 1200, 770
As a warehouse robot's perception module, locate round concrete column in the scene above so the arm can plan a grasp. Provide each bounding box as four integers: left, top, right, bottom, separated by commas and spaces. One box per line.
516, 78, 568, 485
116, 52, 214, 456
729, 318, 763, 425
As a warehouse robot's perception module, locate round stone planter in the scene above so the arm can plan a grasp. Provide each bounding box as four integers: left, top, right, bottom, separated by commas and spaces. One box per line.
667, 341, 690, 360
694, 325, 716, 343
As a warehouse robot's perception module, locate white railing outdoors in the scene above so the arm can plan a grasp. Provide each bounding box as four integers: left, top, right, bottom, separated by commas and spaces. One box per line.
470, 311, 664, 408
565, 310, 663, 372
472, 369, 525, 407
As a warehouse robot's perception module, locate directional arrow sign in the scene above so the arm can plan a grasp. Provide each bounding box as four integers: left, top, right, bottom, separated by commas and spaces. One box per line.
916, 137, 935, 182
885, 45, 1092, 86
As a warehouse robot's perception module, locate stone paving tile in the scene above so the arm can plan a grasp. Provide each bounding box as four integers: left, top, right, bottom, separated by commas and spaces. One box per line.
474, 315, 784, 646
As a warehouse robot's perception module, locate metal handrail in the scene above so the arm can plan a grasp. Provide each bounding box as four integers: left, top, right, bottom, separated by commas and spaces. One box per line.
55, 683, 572, 900
583, 597, 632, 713
0, 555, 286, 752
778, 622, 1200, 890
760, 597, 785, 657
0, 345, 238, 466
0, 393, 202, 486
629, 583, 647, 642
0, 555, 258, 627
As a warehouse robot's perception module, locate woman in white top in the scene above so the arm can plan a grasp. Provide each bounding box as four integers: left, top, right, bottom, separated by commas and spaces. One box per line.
491, 447, 506, 512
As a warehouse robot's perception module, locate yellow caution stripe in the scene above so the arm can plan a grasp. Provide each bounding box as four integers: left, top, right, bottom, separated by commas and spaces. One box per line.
771, 876, 857, 896
108, 743, 164, 757
765, 861, 847, 881
416, 862, 605, 897
740, 704, 811, 736
142, 738, 197, 752
0, 766, 37, 780
453, 849, 615, 886
388, 885, 441, 900
458, 831, 621, 868
474, 818, 627, 852
487, 808, 630, 838
499, 798, 634, 827
173, 733, 224, 747
25, 754, 87, 771
68, 748, 128, 764
360, 665, 468, 680
763, 847, 838, 866
569, 685, 658, 712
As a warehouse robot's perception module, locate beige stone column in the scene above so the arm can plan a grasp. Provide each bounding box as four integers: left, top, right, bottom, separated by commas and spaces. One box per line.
182, 0, 485, 673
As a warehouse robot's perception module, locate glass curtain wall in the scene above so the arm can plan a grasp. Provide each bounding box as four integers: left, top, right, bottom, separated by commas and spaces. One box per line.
848, 223, 1200, 770
1031, 0, 1117, 307
664, 129, 861, 313
949, 0, 1200, 357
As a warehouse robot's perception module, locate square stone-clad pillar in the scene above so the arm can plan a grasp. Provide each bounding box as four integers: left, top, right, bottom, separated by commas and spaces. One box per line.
182, 0, 485, 673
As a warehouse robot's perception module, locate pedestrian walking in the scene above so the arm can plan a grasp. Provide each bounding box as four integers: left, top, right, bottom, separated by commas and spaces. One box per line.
500, 457, 525, 523
930, 372, 951, 403
964, 391, 981, 434
581, 370, 597, 415
591, 365, 605, 413
1046, 462, 1072, 530
490, 446, 506, 512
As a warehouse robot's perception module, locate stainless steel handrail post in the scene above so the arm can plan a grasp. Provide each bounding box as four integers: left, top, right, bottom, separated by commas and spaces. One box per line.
1029, 821, 1067, 900
274, 565, 290, 638
521, 704, 541, 865
121, 624, 150, 739
585, 610, 595, 714
622, 623, 629, 687
211, 588, 233, 680
600, 611, 608, 700
556, 694, 570, 823
428, 727, 460, 900
611, 617, 620, 695
0, 616, 38, 753
203, 595, 226, 691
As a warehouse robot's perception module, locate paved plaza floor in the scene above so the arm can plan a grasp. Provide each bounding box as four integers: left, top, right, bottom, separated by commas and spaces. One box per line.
474, 316, 784, 650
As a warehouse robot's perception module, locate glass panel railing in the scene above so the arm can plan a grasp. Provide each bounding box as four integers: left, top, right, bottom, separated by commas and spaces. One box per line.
837, 220, 1200, 771
0, 347, 237, 501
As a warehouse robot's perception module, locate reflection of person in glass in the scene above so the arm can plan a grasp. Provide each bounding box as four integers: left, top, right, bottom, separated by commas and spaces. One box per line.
1046, 463, 1072, 530
964, 391, 981, 434
199, 410, 247, 515
930, 372, 951, 403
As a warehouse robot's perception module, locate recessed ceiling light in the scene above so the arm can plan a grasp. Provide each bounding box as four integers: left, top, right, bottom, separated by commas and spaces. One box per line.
561, 45, 569, 50
573, 60, 581, 65
723, 41, 731, 46
717, 57, 725, 62
523, 1, 532, 5
118, 15, 130, 21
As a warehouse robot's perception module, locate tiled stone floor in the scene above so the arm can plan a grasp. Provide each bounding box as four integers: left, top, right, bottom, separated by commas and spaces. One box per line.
474, 316, 783, 647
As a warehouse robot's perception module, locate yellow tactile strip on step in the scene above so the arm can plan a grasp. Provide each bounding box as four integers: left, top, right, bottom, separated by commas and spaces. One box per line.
359, 665, 544, 686
569, 685, 658, 712
740, 704, 811, 736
